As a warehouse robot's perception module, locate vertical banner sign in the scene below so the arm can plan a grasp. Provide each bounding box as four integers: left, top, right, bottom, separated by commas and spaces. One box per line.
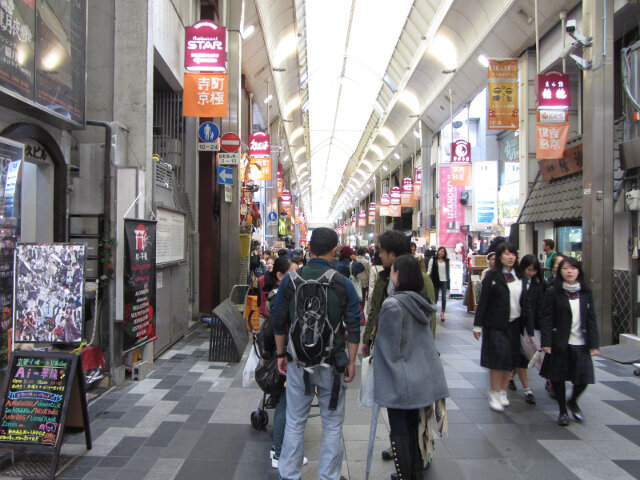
487, 59, 519, 130
439, 166, 466, 247
123, 220, 157, 354
277, 166, 284, 197
379, 193, 391, 217
248, 132, 272, 181
368, 202, 376, 225
413, 166, 422, 201
350, 214, 356, 230
0, 138, 22, 367
389, 186, 402, 217
358, 210, 367, 227
185, 20, 227, 72
182, 73, 229, 117
401, 178, 414, 207
450, 140, 472, 187
536, 123, 570, 159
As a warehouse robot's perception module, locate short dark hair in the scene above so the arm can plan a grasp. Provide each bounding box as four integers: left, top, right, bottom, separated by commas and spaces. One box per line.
393, 255, 424, 293
263, 256, 292, 291
554, 256, 590, 292
309, 228, 338, 256
410, 242, 417, 248
378, 231, 410, 257
357, 247, 367, 256
543, 238, 555, 249
277, 249, 288, 257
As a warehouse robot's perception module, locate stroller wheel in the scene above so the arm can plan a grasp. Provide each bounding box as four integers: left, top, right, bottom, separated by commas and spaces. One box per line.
250, 410, 261, 430
259, 410, 268, 429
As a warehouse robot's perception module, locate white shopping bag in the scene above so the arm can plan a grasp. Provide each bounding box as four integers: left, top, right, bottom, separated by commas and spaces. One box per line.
242, 347, 260, 388
359, 355, 375, 408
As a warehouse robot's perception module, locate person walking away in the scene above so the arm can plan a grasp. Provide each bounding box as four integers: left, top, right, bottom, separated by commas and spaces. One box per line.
356, 247, 371, 300
272, 228, 361, 480
507, 254, 544, 405
539, 257, 600, 426
257, 256, 276, 321
427, 247, 450, 322
374, 255, 449, 480
410, 242, 426, 273
473, 242, 527, 412
362, 231, 437, 467
542, 239, 558, 281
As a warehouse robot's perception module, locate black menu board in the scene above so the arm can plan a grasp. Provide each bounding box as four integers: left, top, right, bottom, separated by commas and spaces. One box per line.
0, 350, 91, 477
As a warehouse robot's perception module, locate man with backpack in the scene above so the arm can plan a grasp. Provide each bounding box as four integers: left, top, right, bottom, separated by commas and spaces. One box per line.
272, 227, 361, 480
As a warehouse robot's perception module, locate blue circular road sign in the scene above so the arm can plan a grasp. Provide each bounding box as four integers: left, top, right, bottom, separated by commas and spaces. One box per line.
199, 122, 220, 143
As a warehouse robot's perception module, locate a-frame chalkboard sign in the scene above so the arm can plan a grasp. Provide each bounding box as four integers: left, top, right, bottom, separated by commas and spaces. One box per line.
0, 351, 92, 479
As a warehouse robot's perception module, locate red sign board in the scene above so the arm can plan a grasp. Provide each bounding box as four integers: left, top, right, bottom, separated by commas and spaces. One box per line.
390, 186, 401, 205
249, 132, 270, 157
368, 202, 376, 215
536, 69, 570, 109
281, 190, 292, 206
185, 21, 227, 72
380, 193, 390, 206
451, 140, 471, 164
220, 132, 241, 153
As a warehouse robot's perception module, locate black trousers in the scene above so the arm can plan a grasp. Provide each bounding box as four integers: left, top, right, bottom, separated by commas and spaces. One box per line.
387, 408, 420, 436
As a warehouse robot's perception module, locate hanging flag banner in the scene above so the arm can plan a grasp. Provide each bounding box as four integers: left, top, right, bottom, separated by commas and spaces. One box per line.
185, 20, 227, 72
183, 73, 228, 117
401, 178, 414, 207
350, 214, 356, 229
248, 157, 272, 181
450, 140, 472, 187
380, 193, 390, 206
390, 186, 401, 205
439, 166, 466, 248
368, 202, 376, 225
536, 123, 570, 159
536, 69, 570, 109
123, 220, 157, 354
249, 132, 270, 157
413, 166, 422, 201
358, 210, 367, 227
277, 166, 284, 197
488, 59, 519, 130
281, 190, 292, 207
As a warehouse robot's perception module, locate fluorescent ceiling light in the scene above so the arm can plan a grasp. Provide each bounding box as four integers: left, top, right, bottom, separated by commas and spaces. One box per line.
428, 33, 457, 70
477, 54, 489, 68
274, 32, 297, 66
399, 90, 420, 115
263, 95, 273, 104
241, 25, 255, 39
414, 129, 420, 139
394, 152, 400, 160
382, 164, 389, 172
379, 126, 396, 145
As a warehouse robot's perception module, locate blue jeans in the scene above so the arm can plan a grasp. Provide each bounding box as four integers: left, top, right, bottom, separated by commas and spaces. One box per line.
434, 281, 448, 312
272, 393, 286, 457
278, 361, 346, 480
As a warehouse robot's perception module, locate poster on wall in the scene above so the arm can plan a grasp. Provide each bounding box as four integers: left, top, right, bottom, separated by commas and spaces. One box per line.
13, 243, 86, 344
487, 59, 519, 130
123, 220, 157, 354
438, 166, 465, 248
498, 181, 520, 227
0, 0, 35, 100
0, 138, 23, 366
473, 161, 497, 225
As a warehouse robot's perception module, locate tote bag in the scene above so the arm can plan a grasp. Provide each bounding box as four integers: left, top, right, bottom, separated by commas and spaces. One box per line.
359, 354, 375, 408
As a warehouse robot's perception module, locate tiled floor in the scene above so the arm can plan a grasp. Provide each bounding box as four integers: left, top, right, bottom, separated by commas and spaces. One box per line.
3, 298, 640, 480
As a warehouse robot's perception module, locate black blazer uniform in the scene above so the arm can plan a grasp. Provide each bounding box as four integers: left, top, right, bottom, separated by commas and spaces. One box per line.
428, 257, 450, 286
539, 287, 600, 382
523, 278, 544, 335
473, 270, 528, 331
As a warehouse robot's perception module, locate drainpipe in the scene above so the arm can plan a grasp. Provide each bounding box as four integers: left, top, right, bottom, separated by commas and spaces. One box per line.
85, 120, 116, 376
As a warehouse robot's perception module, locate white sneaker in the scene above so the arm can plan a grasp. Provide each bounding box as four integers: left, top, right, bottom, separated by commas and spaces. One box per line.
270, 449, 275, 459
489, 391, 504, 412
272, 456, 308, 469
499, 390, 510, 407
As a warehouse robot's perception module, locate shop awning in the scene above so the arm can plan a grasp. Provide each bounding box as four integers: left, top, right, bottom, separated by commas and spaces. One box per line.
517, 172, 583, 224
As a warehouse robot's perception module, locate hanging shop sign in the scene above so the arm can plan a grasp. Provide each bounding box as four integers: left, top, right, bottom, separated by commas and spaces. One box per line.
450, 140, 471, 187
380, 193, 390, 206
368, 202, 376, 225
358, 210, 367, 227
536, 123, 570, 159
401, 178, 414, 207
390, 186, 401, 205
13, 244, 86, 344
538, 143, 583, 181
249, 132, 270, 157
277, 165, 284, 197
487, 59, 519, 130
537, 109, 568, 124
123, 220, 157, 354
248, 157, 272, 181
281, 190, 292, 207
185, 20, 227, 72
350, 214, 356, 229
472, 161, 498, 225
438, 166, 466, 248
183, 73, 228, 117
536, 69, 570, 109
413, 166, 422, 201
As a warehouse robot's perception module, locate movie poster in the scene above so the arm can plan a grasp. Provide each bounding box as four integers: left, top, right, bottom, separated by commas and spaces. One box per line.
13, 243, 86, 344
123, 219, 156, 353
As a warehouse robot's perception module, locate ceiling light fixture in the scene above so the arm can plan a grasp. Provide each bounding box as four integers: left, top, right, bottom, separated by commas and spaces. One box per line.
241, 25, 255, 39
263, 95, 273, 104
477, 54, 489, 68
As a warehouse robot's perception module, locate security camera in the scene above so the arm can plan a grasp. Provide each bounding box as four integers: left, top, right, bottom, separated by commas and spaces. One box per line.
565, 19, 592, 47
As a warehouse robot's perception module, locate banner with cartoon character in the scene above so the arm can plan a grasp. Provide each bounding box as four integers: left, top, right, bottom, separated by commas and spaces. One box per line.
123, 220, 157, 353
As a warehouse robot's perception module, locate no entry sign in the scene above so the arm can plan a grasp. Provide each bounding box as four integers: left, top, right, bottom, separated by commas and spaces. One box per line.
220, 132, 241, 153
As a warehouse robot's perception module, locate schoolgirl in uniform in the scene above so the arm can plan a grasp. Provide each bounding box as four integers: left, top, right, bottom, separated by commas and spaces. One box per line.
540, 256, 600, 426
473, 242, 527, 411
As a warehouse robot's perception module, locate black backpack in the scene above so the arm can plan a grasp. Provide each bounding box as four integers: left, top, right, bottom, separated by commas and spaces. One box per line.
287, 269, 346, 367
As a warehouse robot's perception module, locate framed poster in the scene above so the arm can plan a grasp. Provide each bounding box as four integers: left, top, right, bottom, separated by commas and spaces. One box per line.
155, 207, 185, 265
13, 243, 86, 344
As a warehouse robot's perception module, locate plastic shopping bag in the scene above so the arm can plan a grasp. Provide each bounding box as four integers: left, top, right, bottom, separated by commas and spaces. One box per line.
242, 346, 260, 388
520, 331, 541, 361
359, 355, 375, 408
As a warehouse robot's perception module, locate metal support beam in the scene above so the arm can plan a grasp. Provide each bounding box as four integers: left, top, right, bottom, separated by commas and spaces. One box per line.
420, 121, 433, 239
582, 0, 614, 345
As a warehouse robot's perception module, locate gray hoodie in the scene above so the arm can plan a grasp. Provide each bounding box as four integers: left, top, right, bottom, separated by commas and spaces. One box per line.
373, 291, 449, 409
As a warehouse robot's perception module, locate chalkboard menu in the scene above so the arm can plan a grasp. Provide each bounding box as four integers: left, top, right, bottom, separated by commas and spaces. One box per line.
0, 351, 90, 478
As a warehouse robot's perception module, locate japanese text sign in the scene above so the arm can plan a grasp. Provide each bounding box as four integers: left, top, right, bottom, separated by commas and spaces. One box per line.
249, 132, 270, 157
390, 186, 401, 205
488, 59, 519, 130
248, 157, 272, 181
183, 73, 228, 117
536, 69, 570, 109
185, 21, 226, 72
359, 210, 367, 227
536, 123, 570, 159
439, 166, 466, 247
380, 193, 390, 206
401, 178, 414, 207
538, 143, 583, 181
450, 164, 471, 187
281, 190, 292, 206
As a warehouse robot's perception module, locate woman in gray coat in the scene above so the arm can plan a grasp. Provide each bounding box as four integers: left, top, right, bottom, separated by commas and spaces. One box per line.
374, 255, 449, 480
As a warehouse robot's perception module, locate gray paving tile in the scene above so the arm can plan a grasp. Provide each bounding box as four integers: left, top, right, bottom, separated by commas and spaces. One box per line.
613, 460, 640, 479
608, 425, 640, 447
144, 421, 182, 447
508, 458, 581, 480
442, 438, 502, 459
600, 381, 640, 400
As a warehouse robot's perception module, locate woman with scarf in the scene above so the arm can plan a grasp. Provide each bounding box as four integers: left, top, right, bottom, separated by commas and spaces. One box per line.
540, 257, 600, 426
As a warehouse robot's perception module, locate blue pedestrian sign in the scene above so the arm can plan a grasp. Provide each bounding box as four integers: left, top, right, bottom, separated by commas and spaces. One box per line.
267, 211, 278, 222
217, 166, 234, 185
199, 122, 219, 143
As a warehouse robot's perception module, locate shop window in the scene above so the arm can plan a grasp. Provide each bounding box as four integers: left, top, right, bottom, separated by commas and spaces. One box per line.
556, 224, 582, 260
